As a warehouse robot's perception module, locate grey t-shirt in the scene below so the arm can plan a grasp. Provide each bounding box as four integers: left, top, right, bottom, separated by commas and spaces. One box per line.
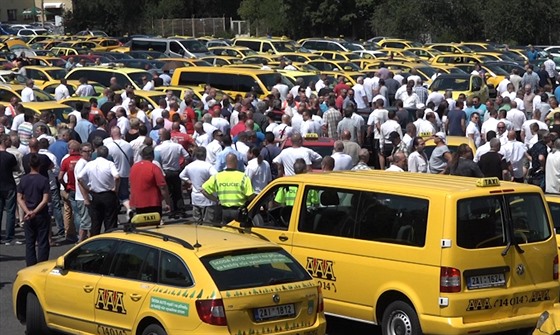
429, 145, 450, 173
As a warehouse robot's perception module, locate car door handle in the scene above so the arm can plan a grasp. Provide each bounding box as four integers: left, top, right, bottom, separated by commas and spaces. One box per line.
83, 285, 94, 293
278, 235, 288, 242
129, 293, 143, 302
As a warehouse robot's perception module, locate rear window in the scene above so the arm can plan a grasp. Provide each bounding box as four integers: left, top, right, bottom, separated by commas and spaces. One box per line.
430, 77, 470, 91
201, 249, 311, 290
457, 194, 551, 249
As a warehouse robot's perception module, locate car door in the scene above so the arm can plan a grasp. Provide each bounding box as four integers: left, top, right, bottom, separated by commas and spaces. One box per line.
95, 241, 157, 333
44, 238, 117, 333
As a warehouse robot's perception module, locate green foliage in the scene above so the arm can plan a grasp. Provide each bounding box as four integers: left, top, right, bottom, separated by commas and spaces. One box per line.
63, 0, 560, 43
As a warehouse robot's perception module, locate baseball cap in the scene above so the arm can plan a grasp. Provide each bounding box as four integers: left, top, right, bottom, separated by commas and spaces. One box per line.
434, 131, 446, 142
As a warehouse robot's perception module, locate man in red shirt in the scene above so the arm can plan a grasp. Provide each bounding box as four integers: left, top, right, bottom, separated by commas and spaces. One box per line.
57, 140, 81, 242
182, 96, 196, 135
230, 112, 248, 137
333, 76, 351, 96
170, 121, 195, 154
129, 146, 171, 216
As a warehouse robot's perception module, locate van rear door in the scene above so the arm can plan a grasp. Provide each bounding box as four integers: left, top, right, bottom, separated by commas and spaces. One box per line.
441, 192, 558, 325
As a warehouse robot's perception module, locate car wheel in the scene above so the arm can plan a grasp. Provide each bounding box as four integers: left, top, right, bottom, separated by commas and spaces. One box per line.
142, 324, 167, 335
26, 292, 51, 335
381, 301, 421, 335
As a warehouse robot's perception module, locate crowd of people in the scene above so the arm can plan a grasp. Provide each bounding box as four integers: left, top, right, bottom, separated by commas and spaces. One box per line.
1, 62, 560, 266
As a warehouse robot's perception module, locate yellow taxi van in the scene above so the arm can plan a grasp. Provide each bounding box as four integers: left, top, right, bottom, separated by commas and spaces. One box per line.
232, 172, 560, 335
170, 67, 292, 99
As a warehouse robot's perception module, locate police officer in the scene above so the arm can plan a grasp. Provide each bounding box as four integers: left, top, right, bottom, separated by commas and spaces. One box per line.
202, 153, 254, 224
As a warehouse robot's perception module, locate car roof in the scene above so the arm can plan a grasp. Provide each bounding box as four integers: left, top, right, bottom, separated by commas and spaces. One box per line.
101, 224, 275, 256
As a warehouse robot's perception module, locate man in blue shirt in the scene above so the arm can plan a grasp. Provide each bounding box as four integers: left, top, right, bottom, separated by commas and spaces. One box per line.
48, 128, 70, 166
526, 45, 539, 61
215, 134, 245, 172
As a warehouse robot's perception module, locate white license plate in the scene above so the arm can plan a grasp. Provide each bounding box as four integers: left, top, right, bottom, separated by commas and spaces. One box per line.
255, 303, 295, 321
468, 273, 506, 289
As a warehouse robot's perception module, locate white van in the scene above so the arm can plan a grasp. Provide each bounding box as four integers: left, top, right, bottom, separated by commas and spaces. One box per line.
130, 37, 212, 58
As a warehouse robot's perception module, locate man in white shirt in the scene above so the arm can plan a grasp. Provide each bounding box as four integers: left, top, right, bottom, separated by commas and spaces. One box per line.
506, 101, 526, 136
331, 141, 353, 171
210, 106, 230, 134
103, 126, 133, 214
385, 152, 407, 172
114, 107, 130, 137
179, 146, 219, 223
245, 146, 271, 194
480, 109, 499, 143
521, 111, 548, 149
502, 130, 527, 182
272, 75, 290, 101
151, 98, 167, 127
54, 79, 70, 101
300, 110, 319, 136
400, 84, 420, 109
543, 55, 557, 83
77, 145, 120, 236
352, 77, 369, 114
205, 129, 223, 165
466, 112, 482, 147
273, 114, 293, 142
273, 134, 321, 176
75, 78, 95, 97
363, 72, 376, 105
142, 75, 154, 91
545, 138, 560, 193
21, 79, 35, 102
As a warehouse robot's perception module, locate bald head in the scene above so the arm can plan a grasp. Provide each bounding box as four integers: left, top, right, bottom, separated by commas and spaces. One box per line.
226, 153, 238, 169
172, 122, 181, 131
291, 133, 303, 147
507, 130, 517, 140
341, 130, 351, 141
28, 138, 39, 152
334, 140, 344, 152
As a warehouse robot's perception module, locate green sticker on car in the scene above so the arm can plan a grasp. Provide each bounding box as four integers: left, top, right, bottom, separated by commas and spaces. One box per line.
150, 297, 189, 316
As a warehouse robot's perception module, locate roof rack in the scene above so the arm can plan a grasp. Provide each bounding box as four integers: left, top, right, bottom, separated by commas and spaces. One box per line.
108, 223, 195, 250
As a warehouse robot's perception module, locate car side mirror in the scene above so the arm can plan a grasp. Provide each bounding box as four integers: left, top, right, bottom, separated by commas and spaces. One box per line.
55, 256, 65, 269
237, 206, 252, 228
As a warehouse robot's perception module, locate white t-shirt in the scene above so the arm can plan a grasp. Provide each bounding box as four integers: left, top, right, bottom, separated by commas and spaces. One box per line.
352, 84, 367, 109
272, 147, 313, 176
179, 159, 218, 206
21, 87, 35, 102
245, 158, 271, 194
331, 152, 353, 171
466, 121, 481, 147
54, 84, 70, 101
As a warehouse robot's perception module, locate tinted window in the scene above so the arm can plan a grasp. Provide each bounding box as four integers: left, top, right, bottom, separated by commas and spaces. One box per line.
149, 41, 167, 53
235, 40, 260, 51
159, 251, 193, 287
65, 239, 117, 274
262, 42, 272, 53
178, 71, 208, 86
45, 69, 66, 80
179, 39, 208, 53
549, 202, 560, 232
208, 73, 237, 91
302, 41, 316, 50
201, 249, 310, 290
169, 41, 184, 55
457, 194, 551, 249
298, 187, 428, 246
238, 74, 259, 93
109, 241, 153, 280
430, 76, 470, 91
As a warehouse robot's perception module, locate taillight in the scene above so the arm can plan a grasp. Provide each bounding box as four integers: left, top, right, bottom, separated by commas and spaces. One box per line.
553, 255, 558, 280
440, 267, 461, 293
317, 286, 324, 313
196, 299, 227, 326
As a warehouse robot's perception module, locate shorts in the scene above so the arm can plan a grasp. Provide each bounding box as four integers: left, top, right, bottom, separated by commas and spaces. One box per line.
118, 178, 130, 201
76, 200, 92, 231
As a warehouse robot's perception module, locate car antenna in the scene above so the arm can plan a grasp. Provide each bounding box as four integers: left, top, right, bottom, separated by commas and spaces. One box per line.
193, 220, 201, 248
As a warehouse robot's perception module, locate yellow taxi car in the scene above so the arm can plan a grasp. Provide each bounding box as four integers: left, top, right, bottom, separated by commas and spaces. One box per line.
429, 73, 489, 102
430, 53, 494, 66
89, 38, 121, 52
29, 39, 64, 50
423, 135, 476, 159
50, 46, 90, 57
305, 59, 362, 73
22, 66, 67, 85
405, 47, 443, 61
232, 37, 299, 54
0, 84, 55, 103
65, 66, 152, 90
376, 38, 422, 49
313, 51, 360, 61
242, 54, 285, 66
13, 213, 326, 335
209, 46, 257, 58
42, 80, 106, 97
231, 173, 560, 335
278, 52, 323, 63
200, 55, 242, 66
426, 43, 474, 54
28, 56, 67, 67
0, 101, 73, 122
157, 57, 212, 68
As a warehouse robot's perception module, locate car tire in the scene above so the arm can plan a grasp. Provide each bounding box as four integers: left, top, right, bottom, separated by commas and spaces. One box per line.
381, 300, 421, 335
142, 324, 167, 335
26, 292, 51, 335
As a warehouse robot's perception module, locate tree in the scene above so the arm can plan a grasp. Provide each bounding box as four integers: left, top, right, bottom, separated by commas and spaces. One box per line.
238, 0, 287, 35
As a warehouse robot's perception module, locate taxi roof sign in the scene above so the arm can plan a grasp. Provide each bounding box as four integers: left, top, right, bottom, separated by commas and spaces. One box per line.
476, 177, 500, 187
131, 212, 161, 227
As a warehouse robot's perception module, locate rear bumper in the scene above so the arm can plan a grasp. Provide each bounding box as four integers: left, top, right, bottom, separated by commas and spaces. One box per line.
421, 310, 547, 335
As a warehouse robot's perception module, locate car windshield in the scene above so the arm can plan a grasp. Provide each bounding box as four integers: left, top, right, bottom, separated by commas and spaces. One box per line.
337, 62, 361, 71
257, 73, 292, 92
271, 41, 296, 52
201, 248, 310, 290
458, 45, 474, 53
484, 64, 510, 76
342, 42, 362, 51
50, 58, 67, 67
128, 71, 152, 88
179, 40, 208, 53
416, 66, 437, 78
45, 69, 66, 80
456, 194, 551, 249
430, 76, 470, 91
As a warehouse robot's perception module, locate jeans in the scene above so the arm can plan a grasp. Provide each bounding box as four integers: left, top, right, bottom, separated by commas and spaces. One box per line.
68, 191, 81, 234
0, 188, 17, 240
50, 187, 64, 233
24, 212, 50, 266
